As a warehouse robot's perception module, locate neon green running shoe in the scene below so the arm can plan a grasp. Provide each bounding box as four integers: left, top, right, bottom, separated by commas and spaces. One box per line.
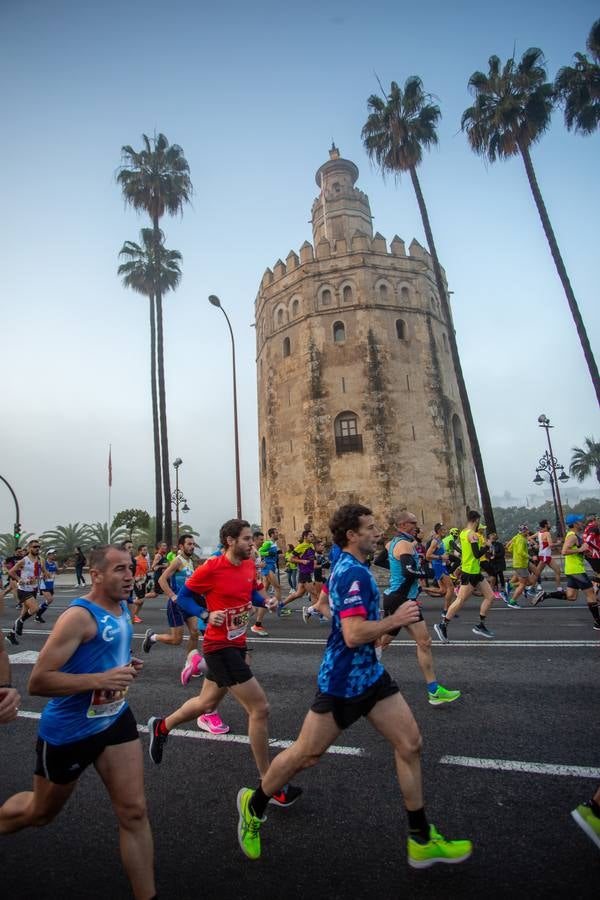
237, 788, 265, 860
428, 685, 461, 706
571, 803, 600, 850
408, 825, 473, 869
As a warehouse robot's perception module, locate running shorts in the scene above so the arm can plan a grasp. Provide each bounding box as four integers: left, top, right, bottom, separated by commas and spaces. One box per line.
35, 707, 139, 785
204, 646, 252, 687
383, 587, 424, 636
313, 568, 323, 582
166, 598, 192, 628
311, 670, 399, 730
42, 584, 55, 595
299, 572, 314, 584
432, 560, 449, 580
133, 579, 147, 600
18, 589, 38, 603
460, 572, 484, 587
587, 558, 600, 574
566, 573, 593, 591
514, 568, 529, 579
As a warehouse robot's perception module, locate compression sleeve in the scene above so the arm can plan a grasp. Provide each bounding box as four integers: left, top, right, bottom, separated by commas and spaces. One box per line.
251, 589, 266, 608
471, 542, 483, 559
373, 548, 390, 569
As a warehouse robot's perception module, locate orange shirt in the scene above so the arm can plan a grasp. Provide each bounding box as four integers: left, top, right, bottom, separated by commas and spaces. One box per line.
134, 555, 149, 578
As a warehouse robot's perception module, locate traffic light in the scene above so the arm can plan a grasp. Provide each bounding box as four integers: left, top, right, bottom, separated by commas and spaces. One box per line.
14, 523, 21, 541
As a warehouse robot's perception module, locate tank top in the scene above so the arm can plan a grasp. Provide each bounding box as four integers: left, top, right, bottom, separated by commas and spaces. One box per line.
18, 556, 42, 591
538, 531, 551, 555
460, 529, 480, 574
39, 599, 132, 745
386, 533, 420, 599
564, 531, 585, 575
44, 560, 58, 584
430, 538, 445, 561
172, 554, 195, 592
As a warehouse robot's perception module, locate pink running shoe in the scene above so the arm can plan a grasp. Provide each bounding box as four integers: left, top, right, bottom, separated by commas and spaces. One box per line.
197, 713, 230, 734
180, 651, 206, 686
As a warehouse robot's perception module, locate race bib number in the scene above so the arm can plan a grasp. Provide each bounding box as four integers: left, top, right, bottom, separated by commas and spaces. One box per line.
225, 602, 252, 640
86, 689, 127, 719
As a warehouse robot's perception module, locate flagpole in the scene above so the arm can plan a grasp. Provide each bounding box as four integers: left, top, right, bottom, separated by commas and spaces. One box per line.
108, 444, 112, 543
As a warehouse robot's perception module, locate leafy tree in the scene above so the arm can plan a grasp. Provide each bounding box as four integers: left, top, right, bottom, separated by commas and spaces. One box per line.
462, 49, 600, 406
39, 523, 91, 562
570, 437, 600, 484
86, 522, 127, 545
494, 498, 600, 540
118, 228, 183, 542
0, 533, 34, 556
133, 516, 199, 549
362, 77, 495, 530
117, 133, 193, 545
112, 509, 150, 538
555, 18, 600, 135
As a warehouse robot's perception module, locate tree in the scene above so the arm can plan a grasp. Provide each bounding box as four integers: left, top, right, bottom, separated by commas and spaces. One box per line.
462, 49, 600, 406
362, 77, 496, 531
0, 533, 34, 556
555, 18, 600, 135
86, 522, 127, 545
112, 509, 150, 539
39, 524, 91, 562
118, 228, 183, 542
117, 133, 193, 545
570, 436, 600, 484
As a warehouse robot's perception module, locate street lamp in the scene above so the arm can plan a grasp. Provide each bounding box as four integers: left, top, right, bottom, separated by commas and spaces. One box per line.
208, 294, 242, 518
533, 415, 569, 537
0, 474, 21, 550
171, 458, 189, 541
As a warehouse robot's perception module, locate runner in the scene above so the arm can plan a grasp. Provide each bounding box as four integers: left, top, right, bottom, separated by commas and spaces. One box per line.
147, 518, 301, 808
7, 538, 42, 640
534, 515, 600, 629
131, 544, 149, 623
582, 513, 600, 585
250, 531, 269, 637
0, 544, 156, 899
531, 520, 562, 588
425, 523, 454, 614
441, 528, 461, 575
505, 525, 535, 606
284, 544, 298, 592
258, 528, 282, 603
35, 548, 61, 623
434, 510, 497, 643
0, 547, 24, 606
236, 504, 472, 866
485, 532, 507, 600
279, 530, 316, 614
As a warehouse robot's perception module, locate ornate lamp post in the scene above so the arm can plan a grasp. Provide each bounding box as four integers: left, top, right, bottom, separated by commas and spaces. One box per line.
533, 415, 569, 537
171, 458, 189, 541
208, 295, 242, 518
0, 474, 21, 549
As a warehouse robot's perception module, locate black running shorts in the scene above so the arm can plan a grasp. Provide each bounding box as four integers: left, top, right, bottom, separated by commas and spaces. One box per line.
299, 572, 314, 584
460, 572, 484, 587
17, 589, 38, 603
383, 587, 424, 637
204, 646, 253, 687
566, 573, 593, 591
35, 707, 139, 785
311, 670, 399, 730
587, 558, 600, 574
133, 579, 147, 600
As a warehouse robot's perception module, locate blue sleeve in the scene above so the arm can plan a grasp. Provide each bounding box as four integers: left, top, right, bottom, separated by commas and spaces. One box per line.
251, 589, 266, 608
333, 566, 372, 619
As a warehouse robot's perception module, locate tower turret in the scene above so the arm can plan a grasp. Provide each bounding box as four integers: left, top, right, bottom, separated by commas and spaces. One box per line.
312, 143, 373, 246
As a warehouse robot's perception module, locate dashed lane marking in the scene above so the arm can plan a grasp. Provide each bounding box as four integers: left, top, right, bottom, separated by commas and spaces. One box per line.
440, 755, 600, 778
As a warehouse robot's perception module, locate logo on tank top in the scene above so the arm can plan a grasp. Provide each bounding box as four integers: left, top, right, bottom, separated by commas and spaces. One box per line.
100, 614, 117, 642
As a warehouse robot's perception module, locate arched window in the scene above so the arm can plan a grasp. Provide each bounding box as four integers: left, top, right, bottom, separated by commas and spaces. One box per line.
292, 298, 300, 317
283, 337, 290, 358
334, 411, 363, 454
332, 181, 341, 193
430, 295, 438, 313
261, 437, 267, 475
342, 285, 353, 303
379, 283, 388, 300
452, 415, 465, 459
277, 308, 285, 326
321, 288, 332, 307
400, 286, 410, 304
333, 321, 345, 342
396, 319, 406, 340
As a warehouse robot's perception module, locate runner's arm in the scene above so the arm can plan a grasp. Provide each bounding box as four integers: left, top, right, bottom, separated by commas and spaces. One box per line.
342, 605, 420, 647
562, 534, 586, 555
425, 539, 438, 561
7, 559, 25, 580
158, 558, 181, 598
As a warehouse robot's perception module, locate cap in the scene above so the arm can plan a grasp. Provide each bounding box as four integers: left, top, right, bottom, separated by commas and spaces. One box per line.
450, 527, 459, 536
565, 514, 584, 526
47, 547, 56, 554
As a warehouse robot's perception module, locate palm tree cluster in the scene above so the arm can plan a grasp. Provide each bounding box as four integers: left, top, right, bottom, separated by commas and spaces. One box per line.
117, 134, 192, 546
570, 437, 600, 485
362, 18, 600, 530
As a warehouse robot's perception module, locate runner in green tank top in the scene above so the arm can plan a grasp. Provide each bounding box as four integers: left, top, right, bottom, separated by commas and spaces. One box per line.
434, 510, 497, 643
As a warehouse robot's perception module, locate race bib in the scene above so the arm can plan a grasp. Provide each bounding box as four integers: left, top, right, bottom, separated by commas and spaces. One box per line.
225, 602, 252, 640
86, 689, 127, 718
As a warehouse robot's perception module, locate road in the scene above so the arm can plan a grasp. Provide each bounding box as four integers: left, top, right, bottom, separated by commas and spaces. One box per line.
1, 581, 598, 899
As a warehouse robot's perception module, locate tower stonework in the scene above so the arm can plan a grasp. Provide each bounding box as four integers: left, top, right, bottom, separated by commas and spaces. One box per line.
256, 146, 479, 541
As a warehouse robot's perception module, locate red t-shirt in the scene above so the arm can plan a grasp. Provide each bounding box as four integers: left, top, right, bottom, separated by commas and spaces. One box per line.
185, 554, 262, 652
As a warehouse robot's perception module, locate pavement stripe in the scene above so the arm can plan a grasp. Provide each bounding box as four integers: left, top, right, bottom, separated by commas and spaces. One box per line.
439, 754, 600, 778
15, 710, 365, 756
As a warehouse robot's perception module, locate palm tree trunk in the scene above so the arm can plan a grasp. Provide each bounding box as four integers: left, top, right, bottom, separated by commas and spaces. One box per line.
153, 219, 173, 546
409, 165, 496, 531
519, 143, 600, 407
149, 293, 163, 542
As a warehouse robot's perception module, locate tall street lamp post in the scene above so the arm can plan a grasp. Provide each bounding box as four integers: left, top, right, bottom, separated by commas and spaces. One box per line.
533, 415, 569, 537
208, 295, 242, 518
0, 475, 21, 549
171, 457, 189, 541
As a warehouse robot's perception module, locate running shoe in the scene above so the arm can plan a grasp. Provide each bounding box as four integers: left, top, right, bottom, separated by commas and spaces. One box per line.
14, 617, 24, 637
251, 624, 269, 636
318, 615, 328, 623
181, 651, 205, 685
237, 787, 265, 860
147, 716, 168, 764
593, 623, 600, 631
132, 615, 142, 624
5, 631, 18, 646
407, 825, 473, 869
142, 629, 154, 654
198, 713, 230, 734
507, 600, 521, 608
428, 685, 461, 706
34, 613, 45, 623
268, 784, 303, 807
301, 606, 313, 624
277, 603, 292, 617
571, 803, 600, 850
433, 622, 449, 644
472, 623, 495, 639
532, 589, 546, 607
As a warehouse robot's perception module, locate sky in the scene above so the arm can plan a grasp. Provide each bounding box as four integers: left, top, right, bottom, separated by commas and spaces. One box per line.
1, 0, 599, 542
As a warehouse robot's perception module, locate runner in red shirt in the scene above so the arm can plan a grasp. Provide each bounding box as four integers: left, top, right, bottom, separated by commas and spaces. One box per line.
146, 519, 303, 808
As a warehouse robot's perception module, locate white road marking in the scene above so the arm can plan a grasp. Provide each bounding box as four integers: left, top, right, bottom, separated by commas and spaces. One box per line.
7, 651, 40, 664
440, 755, 600, 778
15, 710, 364, 756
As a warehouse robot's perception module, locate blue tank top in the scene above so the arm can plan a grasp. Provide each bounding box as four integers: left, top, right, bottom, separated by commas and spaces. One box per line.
386, 533, 420, 599
44, 560, 58, 584
431, 538, 444, 561
172, 555, 195, 592
39, 599, 133, 745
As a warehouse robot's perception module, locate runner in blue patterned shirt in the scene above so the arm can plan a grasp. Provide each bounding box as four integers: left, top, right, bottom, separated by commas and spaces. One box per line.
236, 504, 473, 869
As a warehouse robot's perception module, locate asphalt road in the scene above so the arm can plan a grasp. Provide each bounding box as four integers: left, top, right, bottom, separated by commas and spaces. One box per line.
1, 581, 599, 899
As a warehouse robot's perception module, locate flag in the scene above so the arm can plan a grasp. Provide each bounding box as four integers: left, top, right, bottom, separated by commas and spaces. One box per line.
108, 445, 112, 488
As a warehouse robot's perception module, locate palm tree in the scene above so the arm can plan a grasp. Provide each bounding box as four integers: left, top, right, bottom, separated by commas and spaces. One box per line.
118, 229, 183, 542
117, 134, 193, 546
570, 436, 600, 484
362, 77, 496, 530
0, 533, 34, 556
462, 49, 600, 407
86, 522, 127, 545
555, 19, 600, 135
39, 523, 91, 561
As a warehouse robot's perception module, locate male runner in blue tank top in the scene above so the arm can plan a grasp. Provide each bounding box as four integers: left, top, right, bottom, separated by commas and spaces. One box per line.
236, 504, 473, 868
0, 545, 156, 899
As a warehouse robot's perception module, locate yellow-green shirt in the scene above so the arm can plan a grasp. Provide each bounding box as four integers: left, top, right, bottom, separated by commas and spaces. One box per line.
460, 528, 480, 574
564, 531, 585, 575
510, 533, 529, 569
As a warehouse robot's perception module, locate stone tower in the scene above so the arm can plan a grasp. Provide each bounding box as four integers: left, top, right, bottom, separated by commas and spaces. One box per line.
255, 145, 479, 541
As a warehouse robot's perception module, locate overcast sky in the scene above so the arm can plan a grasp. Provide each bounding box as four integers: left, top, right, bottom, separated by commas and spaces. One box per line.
1, 0, 599, 542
